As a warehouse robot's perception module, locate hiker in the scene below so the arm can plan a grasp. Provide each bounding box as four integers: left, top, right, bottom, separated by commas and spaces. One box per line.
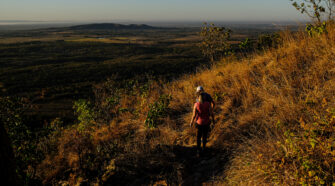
196, 86, 215, 109
189, 92, 215, 156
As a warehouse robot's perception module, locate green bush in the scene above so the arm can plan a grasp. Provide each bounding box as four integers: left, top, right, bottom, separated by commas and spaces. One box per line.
73, 99, 95, 131
145, 94, 172, 128
257, 33, 281, 49
239, 38, 253, 53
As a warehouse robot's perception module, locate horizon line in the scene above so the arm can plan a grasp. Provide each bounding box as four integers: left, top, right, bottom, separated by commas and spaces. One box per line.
0, 19, 308, 25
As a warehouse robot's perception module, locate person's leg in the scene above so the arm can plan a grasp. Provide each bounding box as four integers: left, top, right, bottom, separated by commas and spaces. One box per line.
196, 125, 202, 153
202, 125, 210, 151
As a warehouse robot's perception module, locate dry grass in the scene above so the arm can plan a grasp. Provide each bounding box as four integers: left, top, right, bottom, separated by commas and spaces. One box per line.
163, 23, 335, 184
36, 23, 335, 185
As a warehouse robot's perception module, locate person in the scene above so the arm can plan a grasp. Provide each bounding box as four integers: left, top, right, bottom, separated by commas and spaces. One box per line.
189, 92, 215, 157
196, 86, 215, 110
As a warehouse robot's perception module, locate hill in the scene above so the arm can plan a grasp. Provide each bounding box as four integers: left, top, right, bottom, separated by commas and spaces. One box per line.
68, 23, 158, 30
3, 23, 335, 185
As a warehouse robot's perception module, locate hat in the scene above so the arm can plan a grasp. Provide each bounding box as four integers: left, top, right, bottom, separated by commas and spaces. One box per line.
196, 86, 204, 93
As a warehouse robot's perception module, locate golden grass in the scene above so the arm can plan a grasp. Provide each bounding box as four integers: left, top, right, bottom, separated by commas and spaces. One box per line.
36, 24, 335, 185
160, 23, 335, 184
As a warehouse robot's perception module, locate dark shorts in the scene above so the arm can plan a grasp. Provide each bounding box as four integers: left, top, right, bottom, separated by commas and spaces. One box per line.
196, 124, 210, 150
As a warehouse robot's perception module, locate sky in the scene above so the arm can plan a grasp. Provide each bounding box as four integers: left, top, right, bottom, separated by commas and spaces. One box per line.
0, 0, 308, 22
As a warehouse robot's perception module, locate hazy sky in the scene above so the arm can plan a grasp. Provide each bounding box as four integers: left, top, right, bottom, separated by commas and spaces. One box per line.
0, 0, 307, 22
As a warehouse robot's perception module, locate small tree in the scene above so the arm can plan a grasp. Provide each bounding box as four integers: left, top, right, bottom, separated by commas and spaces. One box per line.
290, 0, 335, 22
199, 23, 232, 61
73, 99, 95, 131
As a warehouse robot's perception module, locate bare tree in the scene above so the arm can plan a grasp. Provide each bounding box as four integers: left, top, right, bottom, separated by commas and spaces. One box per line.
325, 0, 335, 19
290, 0, 335, 22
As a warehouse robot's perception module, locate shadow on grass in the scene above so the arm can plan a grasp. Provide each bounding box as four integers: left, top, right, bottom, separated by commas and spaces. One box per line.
104, 145, 229, 186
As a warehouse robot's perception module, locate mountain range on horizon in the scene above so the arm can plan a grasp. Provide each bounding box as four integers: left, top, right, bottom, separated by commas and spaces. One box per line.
0, 21, 304, 31
68, 23, 157, 30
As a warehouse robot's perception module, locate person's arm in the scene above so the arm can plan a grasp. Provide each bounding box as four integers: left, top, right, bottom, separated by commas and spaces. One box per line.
189, 104, 197, 127
209, 105, 215, 126
211, 100, 215, 110
207, 93, 215, 110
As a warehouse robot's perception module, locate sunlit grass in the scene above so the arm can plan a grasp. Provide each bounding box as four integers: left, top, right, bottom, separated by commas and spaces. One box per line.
6, 23, 335, 185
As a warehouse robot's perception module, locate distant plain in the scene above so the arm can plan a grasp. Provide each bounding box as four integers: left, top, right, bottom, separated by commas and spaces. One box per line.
0, 22, 296, 123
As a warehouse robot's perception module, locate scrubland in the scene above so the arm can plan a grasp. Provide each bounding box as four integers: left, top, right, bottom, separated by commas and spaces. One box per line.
4, 23, 335, 185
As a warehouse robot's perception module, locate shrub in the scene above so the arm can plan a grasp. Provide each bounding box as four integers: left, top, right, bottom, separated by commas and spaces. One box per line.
238, 38, 254, 53
145, 94, 172, 128
73, 99, 95, 131
199, 23, 232, 61
0, 97, 40, 184
257, 33, 282, 49
257, 104, 335, 185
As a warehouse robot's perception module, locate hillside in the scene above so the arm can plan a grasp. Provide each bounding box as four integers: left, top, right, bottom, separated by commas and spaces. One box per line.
4, 23, 335, 185
0, 27, 203, 125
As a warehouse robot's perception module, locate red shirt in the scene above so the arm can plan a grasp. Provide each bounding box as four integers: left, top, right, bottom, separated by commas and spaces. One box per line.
195, 102, 211, 125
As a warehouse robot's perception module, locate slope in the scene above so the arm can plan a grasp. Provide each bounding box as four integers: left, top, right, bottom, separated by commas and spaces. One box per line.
35, 24, 335, 185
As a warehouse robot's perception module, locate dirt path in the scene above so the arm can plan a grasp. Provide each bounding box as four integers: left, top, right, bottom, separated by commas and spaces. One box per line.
173, 147, 230, 185
106, 112, 233, 185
